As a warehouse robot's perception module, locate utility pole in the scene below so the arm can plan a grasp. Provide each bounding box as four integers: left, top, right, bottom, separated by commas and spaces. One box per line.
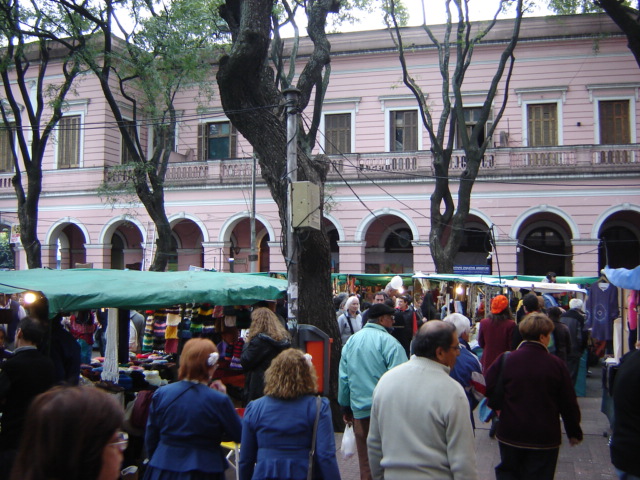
249, 154, 258, 273
284, 88, 300, 329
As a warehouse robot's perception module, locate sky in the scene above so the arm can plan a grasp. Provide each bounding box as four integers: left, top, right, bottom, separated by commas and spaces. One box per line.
329, 0, 553, 32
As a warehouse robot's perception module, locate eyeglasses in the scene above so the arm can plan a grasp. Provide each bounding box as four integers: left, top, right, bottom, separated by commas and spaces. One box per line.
109, 431, 128, 452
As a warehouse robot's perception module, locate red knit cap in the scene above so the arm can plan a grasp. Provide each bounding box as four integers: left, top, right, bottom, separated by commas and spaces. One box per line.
490, 295, 509, 314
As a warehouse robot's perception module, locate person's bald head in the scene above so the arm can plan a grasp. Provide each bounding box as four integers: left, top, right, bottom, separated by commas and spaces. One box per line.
413, 320, 459, 368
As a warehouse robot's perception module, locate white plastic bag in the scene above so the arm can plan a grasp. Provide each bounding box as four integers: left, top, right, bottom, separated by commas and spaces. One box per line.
341, 423, 356, 459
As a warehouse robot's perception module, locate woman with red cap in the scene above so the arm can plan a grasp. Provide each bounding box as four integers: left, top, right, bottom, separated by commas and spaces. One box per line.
478, 294, 515, 438
478, 295, 515, 374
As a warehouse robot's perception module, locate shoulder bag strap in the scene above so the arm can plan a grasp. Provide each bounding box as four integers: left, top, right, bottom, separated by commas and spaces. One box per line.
307, 395, 322, 480
347, 315, 355, 335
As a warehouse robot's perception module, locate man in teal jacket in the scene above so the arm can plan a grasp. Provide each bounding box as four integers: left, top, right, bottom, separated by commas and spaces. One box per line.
339, 303, 408, 480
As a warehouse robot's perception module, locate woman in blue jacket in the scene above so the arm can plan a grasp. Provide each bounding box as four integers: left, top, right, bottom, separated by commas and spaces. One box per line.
239, 348, 340, 480
143, 338, 242, 480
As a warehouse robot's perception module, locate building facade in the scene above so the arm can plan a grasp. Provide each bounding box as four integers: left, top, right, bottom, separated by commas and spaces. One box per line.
0, 13, 638, 276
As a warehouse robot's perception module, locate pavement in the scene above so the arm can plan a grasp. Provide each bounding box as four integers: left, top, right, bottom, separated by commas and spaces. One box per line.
335, 363, 616, 480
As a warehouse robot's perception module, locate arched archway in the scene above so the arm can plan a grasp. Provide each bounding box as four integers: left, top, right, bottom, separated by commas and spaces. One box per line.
323, 216, 342, 273
171, 218, 205, 271
517, 214, 573, 276
219, 213, 275, 273
50, 223, 88, 269
597, 209, 640, 270
100, 217, 145, 270
363, 215, 414, 273
453, 215, 492, 271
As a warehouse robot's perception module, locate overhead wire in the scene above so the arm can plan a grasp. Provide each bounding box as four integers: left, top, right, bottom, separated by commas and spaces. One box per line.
301, 111, 630, 259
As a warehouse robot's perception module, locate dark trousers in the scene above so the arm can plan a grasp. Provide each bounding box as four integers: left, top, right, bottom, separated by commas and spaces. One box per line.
353, 417, 372, 480
496, 442, 559, 480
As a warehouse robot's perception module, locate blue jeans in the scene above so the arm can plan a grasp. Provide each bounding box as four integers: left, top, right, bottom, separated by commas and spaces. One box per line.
77, 338, 92, 365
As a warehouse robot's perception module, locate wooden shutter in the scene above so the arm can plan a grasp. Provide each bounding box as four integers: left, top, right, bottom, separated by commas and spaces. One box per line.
391, 110, 418, 152
599, 100, 630, 144
527, 103, 557, 147
58, 115, 80, 168
197, 123, 204, 161
325, 113, 351, 154
0, 123, 14, 172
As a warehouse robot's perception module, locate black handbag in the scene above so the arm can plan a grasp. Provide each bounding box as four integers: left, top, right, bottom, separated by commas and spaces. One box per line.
487, 352, 510, 411
307, 395, 321, 480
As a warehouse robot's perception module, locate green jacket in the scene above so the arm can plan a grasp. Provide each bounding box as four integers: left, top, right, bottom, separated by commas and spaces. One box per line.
338, 322, 408, 419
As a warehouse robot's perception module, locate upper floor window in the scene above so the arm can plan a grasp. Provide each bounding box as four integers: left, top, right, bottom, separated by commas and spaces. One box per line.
0, 123, 15, 173
599, 100, 630, 144
121, 120, 138, 164
390, 110, 418, 152
198, 121, 236, 160
456, 107, 493, 148
324, 113, 351, 154
57, 115, 81, 169
527, 103, 558, 147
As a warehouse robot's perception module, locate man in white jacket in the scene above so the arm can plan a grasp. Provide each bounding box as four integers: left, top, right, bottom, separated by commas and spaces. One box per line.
367, 320, 478, 480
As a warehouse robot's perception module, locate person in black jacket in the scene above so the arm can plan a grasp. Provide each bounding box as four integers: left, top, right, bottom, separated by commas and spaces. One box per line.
610, 349, 640, 479
0, 317, 55, 480
547, 307, 572, 363
560, 299, 588, 385
240, 307, 291, 406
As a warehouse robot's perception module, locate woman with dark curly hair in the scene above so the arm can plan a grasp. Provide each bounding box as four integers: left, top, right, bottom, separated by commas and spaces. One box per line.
10, 386, 125, 480
241, 308, 291, 405
239, 348, 340, 480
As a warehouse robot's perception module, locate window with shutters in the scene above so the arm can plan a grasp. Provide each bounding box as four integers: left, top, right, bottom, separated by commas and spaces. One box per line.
599, 100, 630, 144
324, 113, 351, 154
198, 121, 237, 160
455, 107, 493, 148
0, 123, 15, 173
120, 120, 138, 164
57, 115, 81, 168
390, 110, 418, 152
527, 103, 558, 147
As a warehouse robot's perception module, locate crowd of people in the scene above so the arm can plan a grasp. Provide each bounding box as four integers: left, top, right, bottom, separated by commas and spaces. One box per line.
0, 282, 638, 480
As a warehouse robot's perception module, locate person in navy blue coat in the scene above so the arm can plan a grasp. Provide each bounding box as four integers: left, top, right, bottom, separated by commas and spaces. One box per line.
239, 348, 340, 480
143, 338, 242, 480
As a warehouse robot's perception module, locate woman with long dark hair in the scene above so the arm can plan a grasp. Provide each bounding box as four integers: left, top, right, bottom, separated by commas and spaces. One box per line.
10, 386, 125, 480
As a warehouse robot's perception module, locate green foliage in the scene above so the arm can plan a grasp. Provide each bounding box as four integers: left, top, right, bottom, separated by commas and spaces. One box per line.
327, 0, 409, 30
544, 0, 634, 14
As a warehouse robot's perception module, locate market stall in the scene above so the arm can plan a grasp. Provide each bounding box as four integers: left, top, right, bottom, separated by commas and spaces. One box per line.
0, 268, 286, 387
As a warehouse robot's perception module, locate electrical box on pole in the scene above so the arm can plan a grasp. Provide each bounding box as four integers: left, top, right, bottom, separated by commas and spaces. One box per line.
291, 181, 321, 230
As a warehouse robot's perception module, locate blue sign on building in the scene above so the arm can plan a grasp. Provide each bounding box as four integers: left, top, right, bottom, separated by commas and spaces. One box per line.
453, 265, 492, 275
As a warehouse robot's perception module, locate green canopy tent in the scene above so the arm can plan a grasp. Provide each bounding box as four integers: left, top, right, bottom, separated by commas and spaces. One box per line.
0, 268, 287, 319
0, 268, 287, 384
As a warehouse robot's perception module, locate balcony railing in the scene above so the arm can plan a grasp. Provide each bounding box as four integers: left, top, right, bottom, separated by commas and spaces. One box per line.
1, 144, 637, 195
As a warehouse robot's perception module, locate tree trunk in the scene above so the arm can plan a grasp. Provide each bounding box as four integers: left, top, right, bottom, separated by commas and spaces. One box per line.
16, 169, 43, 269
597, 0, 640, 68
217, 0, 341, 422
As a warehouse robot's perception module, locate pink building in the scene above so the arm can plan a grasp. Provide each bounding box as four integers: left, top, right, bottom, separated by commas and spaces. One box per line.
0, 13, 638, 277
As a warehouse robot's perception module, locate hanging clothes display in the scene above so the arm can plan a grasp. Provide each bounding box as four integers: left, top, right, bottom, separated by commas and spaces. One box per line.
586, 280, 619, 342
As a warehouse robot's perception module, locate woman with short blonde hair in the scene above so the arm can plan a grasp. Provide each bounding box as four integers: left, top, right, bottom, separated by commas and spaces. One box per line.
239, 349, 341, 480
